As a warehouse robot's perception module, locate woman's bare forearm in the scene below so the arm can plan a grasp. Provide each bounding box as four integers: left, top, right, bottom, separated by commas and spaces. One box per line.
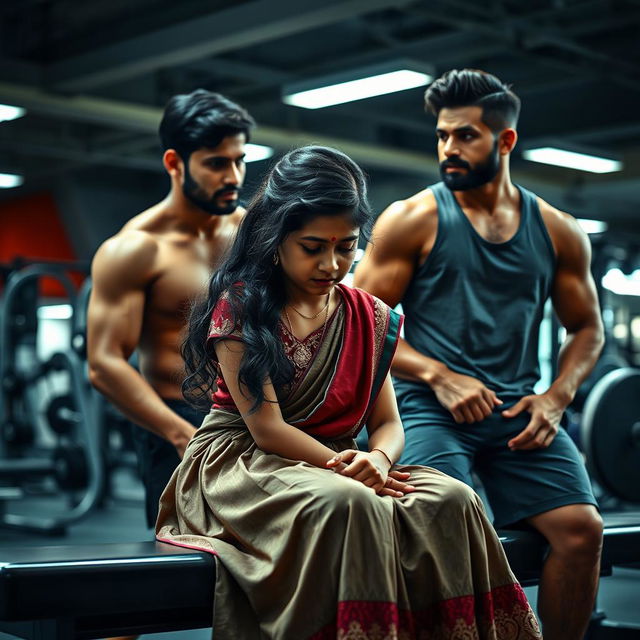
366, 420, 404, 465
254, 420, 342, 468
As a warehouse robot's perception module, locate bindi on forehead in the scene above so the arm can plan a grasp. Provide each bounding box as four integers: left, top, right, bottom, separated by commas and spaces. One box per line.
300, 234, 358, 244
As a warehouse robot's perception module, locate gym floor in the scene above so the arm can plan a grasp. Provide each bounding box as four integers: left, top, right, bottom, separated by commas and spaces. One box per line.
0, 469, 638, 639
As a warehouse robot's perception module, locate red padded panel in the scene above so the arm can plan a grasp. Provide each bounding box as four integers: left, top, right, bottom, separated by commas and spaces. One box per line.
0, 192, 81, 297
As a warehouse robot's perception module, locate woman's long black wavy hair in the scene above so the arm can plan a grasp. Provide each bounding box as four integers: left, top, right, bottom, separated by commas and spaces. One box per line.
182, 145, 372, 411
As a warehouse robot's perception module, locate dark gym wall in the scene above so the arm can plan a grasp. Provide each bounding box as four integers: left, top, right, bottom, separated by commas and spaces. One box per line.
53, 166, 168, 259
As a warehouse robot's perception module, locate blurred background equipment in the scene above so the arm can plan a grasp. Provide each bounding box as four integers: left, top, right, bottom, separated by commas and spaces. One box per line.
0, 261, 104, 534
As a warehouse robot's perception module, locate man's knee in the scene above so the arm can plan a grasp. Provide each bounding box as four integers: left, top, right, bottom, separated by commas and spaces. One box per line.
562, 510, 603, 558
540, 506, 603, 559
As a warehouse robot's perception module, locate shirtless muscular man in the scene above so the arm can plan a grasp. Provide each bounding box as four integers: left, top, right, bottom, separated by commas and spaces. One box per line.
88, 90, 255, 526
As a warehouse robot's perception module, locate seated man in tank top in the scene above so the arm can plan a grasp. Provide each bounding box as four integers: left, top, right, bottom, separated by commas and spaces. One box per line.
354, 69, 603, 640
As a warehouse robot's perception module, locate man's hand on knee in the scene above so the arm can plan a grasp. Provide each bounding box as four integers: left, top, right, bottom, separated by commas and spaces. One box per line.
431, 369, 502, 424
504, 392, 565, 450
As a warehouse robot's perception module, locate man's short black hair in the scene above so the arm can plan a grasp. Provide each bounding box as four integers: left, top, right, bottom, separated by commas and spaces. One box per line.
425, 69, 521, 132
159, 90, 255, 160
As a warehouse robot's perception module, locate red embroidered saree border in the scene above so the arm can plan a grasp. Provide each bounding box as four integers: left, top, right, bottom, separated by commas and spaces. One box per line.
310, 583, 540, 639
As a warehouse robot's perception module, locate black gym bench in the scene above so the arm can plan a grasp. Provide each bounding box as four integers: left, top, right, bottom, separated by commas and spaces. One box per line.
0, 513, 638, 640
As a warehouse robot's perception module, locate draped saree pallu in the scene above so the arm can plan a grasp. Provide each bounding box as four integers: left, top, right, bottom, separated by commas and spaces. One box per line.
156, 284, 541, 640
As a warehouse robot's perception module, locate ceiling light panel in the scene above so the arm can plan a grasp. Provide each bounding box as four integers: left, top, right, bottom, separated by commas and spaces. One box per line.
284, 70, 432, 109
0, 104, 26, 123
244, 144, 274, 163
577, 218, 608, 234
523, 147, 622, 173
0, 173, 24, 188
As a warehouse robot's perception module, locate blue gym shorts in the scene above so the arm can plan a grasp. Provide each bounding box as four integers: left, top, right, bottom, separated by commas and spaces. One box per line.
396, 383, 598, 529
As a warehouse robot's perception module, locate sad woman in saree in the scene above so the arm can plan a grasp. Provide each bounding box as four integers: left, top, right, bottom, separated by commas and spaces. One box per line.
156, 145, 541, 640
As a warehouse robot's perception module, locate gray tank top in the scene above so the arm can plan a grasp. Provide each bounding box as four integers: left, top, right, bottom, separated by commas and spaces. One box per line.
398, 182, 556, 404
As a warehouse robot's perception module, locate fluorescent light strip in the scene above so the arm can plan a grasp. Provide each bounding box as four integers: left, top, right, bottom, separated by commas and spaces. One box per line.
602, 268, 640, 296
38, 304, 73, 320
0, 103, 26, 123
244, 144, 274, 163
0, 173, 24, 188
284, 70, 432, 109
577, 218, 608, 234
523, 147, 622, 173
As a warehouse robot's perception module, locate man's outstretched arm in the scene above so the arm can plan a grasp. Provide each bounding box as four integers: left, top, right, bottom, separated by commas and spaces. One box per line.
87, 231, 196, 457
505, 210, 604, 449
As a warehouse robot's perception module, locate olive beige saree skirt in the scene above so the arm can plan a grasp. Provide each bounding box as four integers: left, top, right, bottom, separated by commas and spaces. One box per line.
157, 418, 541, 640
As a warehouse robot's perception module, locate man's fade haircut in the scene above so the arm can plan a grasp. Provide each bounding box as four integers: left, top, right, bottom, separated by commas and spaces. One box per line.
159, 89, 255, 160
425, 69, 521, 132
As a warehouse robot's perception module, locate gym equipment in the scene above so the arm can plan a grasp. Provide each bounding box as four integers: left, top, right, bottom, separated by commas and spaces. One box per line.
0, 264, 104, 534
582, 368, 640, 503
573, 349, 629, 413
0, 273, 39, 450
45, 393, 78, 436
70, 275, 92, 359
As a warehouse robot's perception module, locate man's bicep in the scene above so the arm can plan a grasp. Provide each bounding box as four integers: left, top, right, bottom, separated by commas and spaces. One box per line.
553, 269, 601, 333
552, 226, 601, 332
355, 248, 414, 307
88, 246, 147, 361
354, 205, 419, 306
87, 284, 145, 361
88, 234, 155, 360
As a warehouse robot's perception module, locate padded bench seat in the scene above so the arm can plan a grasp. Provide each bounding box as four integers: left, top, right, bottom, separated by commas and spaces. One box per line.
0, 514, 638, 639
0, 542, 215, 639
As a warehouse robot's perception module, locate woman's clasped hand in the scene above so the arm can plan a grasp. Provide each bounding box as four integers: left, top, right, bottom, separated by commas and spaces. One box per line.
326, 449, 416, 497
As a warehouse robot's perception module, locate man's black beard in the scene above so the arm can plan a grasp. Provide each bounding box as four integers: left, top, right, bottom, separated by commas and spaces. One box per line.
440, 140, 500, 191
183, 166, 239, 216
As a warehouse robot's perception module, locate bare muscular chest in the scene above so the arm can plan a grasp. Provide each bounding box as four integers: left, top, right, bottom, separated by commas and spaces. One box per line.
145, 238, 224, 323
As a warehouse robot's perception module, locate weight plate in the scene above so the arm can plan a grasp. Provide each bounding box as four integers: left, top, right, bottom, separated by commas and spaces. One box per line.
573, 352, 628, 412
582, 368, 640, 502
46, 394, 79, 436
53, 443, 89, 491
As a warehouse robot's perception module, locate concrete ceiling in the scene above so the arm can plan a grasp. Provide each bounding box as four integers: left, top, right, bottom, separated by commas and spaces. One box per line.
1, 0, 639, 234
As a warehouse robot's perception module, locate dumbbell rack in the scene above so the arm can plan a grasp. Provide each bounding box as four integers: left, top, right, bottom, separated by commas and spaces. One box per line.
0, 264, 104, 535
